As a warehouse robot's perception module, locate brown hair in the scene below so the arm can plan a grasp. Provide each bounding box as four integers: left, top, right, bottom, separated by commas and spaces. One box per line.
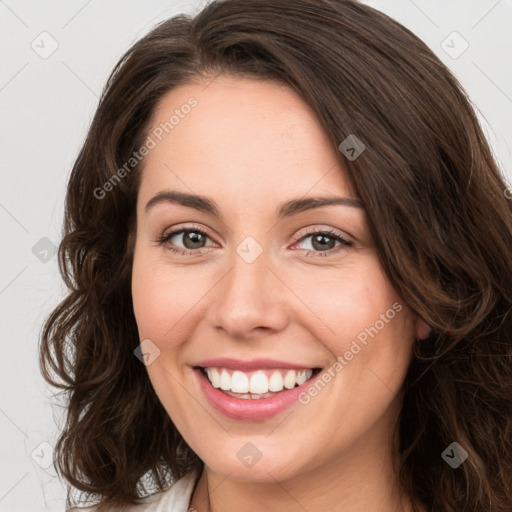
40, 0, 512, 510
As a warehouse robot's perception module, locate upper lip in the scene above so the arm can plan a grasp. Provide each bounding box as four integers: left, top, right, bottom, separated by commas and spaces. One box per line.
193, 358, 320, 372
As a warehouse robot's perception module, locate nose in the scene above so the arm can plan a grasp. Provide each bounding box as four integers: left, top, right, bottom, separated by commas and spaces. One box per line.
209, 246, 289, 341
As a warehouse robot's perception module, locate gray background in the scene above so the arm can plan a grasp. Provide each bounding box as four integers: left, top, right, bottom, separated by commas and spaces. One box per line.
1, 1, 511, 510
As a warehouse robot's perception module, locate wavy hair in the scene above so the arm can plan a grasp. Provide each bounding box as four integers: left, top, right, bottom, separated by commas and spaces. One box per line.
40, 0, 512, 510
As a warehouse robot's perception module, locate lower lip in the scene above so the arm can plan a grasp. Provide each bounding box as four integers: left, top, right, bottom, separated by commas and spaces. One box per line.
195, 368, 317, 421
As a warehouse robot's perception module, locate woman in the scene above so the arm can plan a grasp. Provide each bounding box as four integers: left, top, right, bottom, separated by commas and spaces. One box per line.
40, 0, 512, 511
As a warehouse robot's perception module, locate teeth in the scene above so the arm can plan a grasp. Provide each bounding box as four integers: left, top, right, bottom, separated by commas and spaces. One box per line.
296, 370, 308, 386
220, 370, 231, 391
283, 370, 296, 389
231, 371, 249, 393
203, 367, 314, 395
268, 371, 283, 392
206, 368, 220, 388
249, 371, 269, 394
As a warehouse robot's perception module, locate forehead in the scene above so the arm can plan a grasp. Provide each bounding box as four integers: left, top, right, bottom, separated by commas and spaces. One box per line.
138, 76, 355, 208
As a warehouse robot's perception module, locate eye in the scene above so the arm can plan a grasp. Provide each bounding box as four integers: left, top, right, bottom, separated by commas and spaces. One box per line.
154, 224, 215, 256
292, 228, 353, 257
154, 225, 353, 258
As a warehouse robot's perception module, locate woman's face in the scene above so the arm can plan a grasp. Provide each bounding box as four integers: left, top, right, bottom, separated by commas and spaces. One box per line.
131, 75, 428, 482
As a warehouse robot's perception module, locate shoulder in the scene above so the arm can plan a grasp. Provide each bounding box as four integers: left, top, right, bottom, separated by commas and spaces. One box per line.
67, 470, 200, 512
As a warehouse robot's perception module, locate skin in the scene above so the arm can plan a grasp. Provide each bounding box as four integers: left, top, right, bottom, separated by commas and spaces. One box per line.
131, 75, 430, 512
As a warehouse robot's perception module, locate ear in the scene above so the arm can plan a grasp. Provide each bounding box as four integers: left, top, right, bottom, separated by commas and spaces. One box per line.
415, 318, 432, 340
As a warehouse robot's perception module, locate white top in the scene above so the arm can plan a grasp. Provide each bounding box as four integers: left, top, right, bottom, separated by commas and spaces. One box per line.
68, 470, 199, 512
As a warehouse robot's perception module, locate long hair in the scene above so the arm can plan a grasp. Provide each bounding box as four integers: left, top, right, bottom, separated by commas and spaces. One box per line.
40, 0, 512, 510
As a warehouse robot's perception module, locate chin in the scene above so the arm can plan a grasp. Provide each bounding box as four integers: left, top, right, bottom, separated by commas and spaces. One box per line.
194, 436, 316, 483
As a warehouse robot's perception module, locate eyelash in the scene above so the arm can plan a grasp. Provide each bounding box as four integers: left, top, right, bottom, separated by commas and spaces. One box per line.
154, 225, 353, 258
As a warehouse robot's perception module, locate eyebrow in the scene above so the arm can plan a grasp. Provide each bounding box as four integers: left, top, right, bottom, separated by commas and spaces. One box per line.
145, 190, 364, 219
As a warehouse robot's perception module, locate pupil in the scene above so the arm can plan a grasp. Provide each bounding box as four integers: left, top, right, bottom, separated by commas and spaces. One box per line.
312, 234, 334, 251
184, 231, 205, 249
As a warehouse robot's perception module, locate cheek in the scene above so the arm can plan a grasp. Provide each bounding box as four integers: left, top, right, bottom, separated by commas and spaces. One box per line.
131, 251, 207, 347
291, 257, 402, 347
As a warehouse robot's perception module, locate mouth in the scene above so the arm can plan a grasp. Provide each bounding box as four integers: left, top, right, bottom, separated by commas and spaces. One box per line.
197, 366, 322, 400
192, 358, 324, 420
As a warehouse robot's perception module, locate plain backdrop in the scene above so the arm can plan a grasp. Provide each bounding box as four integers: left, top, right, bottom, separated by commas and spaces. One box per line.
1, 1, 511, 510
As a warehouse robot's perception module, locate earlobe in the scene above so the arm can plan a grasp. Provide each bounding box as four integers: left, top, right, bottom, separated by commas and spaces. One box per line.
415, 318, 432, 340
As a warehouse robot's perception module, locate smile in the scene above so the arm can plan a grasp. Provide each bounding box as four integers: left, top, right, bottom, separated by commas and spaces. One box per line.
202, 367, 317, 398
193, 359, 322, 420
